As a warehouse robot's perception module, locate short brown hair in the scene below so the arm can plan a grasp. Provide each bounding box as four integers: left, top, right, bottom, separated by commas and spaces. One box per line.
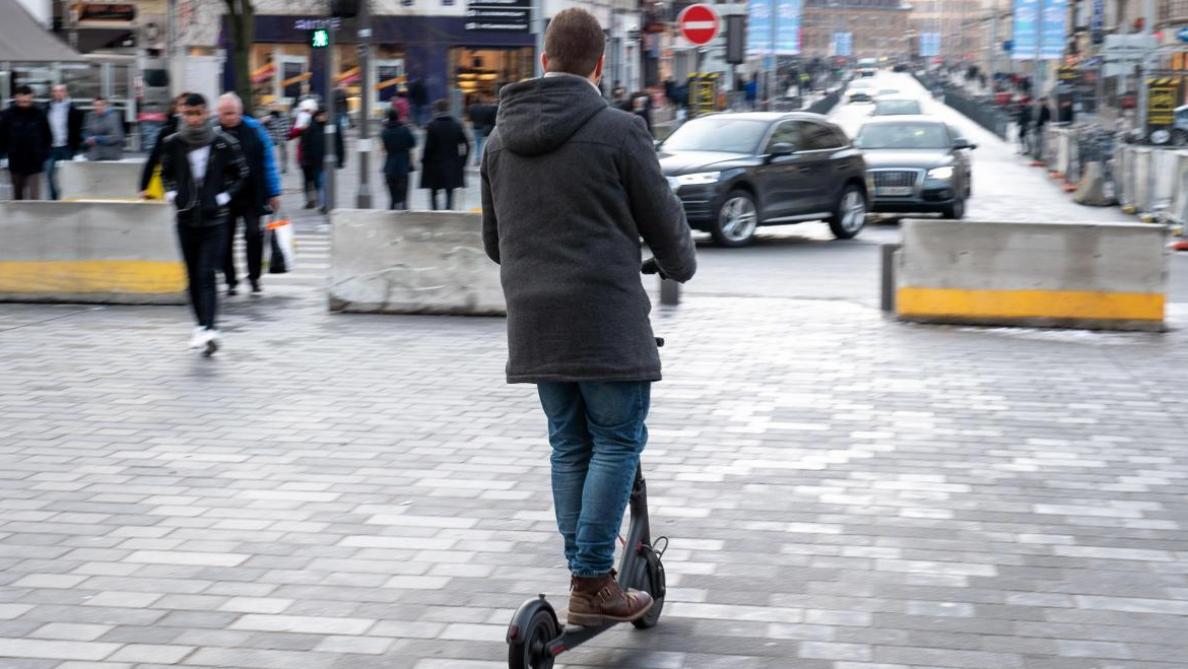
544, 8, 605, 77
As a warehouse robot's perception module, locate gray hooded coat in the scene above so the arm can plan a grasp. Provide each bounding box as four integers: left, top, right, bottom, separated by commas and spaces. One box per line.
481, 74, 697, 384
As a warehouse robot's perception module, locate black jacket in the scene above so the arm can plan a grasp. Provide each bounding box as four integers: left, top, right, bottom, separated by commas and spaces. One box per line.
140, 116, 179, 191
382, 122, 417, 177
1037, 104, 1051, 128
481, 75, 697, 383
420, 114, 469, 190
299, 118, 344, 169
0, 105, 52, 175
221, 120, 272, 214
467, 103, 497, 134
160, 130, 249, 226
44, 100, 85, 153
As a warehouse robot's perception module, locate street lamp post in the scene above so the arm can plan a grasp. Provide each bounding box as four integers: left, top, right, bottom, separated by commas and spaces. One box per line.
324, 21, 337, 216
768, 0, 777, 107
356, 0, 373, 209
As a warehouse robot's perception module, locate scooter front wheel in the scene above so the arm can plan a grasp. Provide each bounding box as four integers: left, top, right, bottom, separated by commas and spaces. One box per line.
508, 608, 559, 669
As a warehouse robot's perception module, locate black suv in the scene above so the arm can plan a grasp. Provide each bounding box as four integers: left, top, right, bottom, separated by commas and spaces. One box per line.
659, 112, 869, 247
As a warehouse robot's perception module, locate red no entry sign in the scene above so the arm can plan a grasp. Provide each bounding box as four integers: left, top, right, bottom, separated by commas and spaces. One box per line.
678, 4, 720, 46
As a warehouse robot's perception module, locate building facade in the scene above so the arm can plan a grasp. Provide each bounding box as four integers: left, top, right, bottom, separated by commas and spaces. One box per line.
175, 0, 643, 114
800, 0, 912, 60
908, 0, 985, 62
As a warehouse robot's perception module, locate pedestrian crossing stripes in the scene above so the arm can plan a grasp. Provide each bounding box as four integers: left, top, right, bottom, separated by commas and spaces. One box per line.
226, 221, 330, 289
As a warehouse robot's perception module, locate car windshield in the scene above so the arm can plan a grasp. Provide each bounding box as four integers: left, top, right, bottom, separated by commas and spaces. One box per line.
856, 122, 950, 149
874, 100, 921, 115
662, 117, 770, 153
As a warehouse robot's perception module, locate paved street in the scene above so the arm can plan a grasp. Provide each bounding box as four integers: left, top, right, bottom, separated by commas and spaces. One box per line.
3, 80, 1188, 669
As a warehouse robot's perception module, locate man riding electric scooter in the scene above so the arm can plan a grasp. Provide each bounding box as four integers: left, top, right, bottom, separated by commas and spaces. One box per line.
481, 7, 697, 628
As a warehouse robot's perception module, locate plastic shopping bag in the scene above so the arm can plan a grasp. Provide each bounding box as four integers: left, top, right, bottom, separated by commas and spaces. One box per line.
145, 165, 165, 200
266, 215, 296, 274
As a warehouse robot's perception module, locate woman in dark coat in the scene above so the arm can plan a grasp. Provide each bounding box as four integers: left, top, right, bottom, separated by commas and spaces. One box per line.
419, 99, 469, 210
381, 109, 416, 210
298, 108, 344, 212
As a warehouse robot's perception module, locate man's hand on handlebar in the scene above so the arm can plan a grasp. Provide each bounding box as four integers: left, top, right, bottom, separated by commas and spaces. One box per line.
641, 257, 669, 280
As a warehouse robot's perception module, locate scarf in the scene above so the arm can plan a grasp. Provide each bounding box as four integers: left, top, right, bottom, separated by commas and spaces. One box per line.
178, 121, 216, 149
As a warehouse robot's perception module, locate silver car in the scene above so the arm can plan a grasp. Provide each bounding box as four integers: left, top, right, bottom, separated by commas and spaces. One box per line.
854, 116, 976, 219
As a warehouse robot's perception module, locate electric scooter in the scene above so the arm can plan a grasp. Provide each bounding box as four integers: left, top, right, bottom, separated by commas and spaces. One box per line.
505, 463, 669, 668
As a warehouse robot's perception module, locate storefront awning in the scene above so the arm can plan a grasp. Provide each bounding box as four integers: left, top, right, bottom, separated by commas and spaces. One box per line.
0, 2, 87, 63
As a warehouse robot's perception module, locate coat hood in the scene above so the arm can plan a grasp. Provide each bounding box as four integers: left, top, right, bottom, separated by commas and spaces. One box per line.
496, 75, 608, 157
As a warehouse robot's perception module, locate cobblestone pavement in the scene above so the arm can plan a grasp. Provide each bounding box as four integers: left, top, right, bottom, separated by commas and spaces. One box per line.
3, 271, 1188, 669
3, 80, 1188, 669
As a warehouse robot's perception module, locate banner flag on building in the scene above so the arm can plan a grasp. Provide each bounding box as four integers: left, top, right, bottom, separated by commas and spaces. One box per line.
832, 32, 852, 57
919, 32, 940, 58
1012, 0, 1066, 60
747, 0, 801, 56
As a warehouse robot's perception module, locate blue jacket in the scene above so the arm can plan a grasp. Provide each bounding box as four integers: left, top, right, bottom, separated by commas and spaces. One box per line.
243, 115, 281, 199
223, 115, 281, 214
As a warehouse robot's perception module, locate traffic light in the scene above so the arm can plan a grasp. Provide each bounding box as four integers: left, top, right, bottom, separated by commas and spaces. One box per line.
310, 28, 330, 48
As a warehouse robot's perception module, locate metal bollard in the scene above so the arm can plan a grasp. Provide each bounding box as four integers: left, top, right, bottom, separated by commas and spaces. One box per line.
659, 277, 680, 306
880, 243, 899, 313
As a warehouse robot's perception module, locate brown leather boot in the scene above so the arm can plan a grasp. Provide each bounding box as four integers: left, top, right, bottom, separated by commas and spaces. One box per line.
566, 570, 654, 627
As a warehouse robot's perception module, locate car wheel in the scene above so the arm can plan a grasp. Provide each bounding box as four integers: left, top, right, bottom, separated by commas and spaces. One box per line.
965, 176, 972, 199
827, 185, 867, 239
711, 190, 759, 247
943, 196, 966, 220
1173, 129, 1188, 147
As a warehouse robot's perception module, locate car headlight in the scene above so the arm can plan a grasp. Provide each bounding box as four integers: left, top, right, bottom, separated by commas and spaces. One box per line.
673, 171, 722, 186
927, 166, 954, 180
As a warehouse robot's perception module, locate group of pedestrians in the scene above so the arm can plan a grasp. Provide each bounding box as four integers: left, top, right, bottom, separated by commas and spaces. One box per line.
1016, 97, 1052, 158
286, 100, 343, 213
378, 95, 476, 211
134, 92, 283, 356
0, 84, 125, 200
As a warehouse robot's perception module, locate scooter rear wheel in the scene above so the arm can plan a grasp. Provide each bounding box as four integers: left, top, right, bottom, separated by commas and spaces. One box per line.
508, 609, 558, 669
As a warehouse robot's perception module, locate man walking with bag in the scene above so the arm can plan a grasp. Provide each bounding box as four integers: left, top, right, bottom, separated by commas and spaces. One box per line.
160, 93, 248, 356
216, 93, 281, 296
480, 8, 696, 627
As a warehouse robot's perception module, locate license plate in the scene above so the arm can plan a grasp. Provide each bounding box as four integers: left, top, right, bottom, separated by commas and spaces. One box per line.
877, 186, 912, 196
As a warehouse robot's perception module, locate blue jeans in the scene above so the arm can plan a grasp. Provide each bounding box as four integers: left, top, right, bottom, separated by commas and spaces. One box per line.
537, 381, 651, 577
473, 130, 486, 166
45, 146, 73, 201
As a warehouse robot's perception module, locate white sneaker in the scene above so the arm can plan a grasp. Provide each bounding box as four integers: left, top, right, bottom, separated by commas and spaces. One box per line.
188, 326, 206, 349
202, 329, 220, 357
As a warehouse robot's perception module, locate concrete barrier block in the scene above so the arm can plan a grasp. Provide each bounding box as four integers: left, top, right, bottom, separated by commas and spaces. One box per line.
1116, 145, 1135, 207
1152, 148, 1179, 211
328, 210, 505, 316
1074, 161, 1115, 206
0, 201, 185, 304
1168, 151, 1188, 225
58, 159, 145, 200
1133, 147, 1153, 212
896, 219, 1168, 331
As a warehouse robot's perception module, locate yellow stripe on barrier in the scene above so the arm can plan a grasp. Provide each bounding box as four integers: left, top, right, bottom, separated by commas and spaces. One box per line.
897, 287, 1165, 322
0, 260, 187, 294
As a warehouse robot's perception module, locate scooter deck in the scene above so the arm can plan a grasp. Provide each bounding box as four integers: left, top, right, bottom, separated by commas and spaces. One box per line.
546, 621, 618, 655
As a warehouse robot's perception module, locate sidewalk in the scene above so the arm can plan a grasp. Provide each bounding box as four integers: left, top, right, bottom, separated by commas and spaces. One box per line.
3, 277, 1188, 667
